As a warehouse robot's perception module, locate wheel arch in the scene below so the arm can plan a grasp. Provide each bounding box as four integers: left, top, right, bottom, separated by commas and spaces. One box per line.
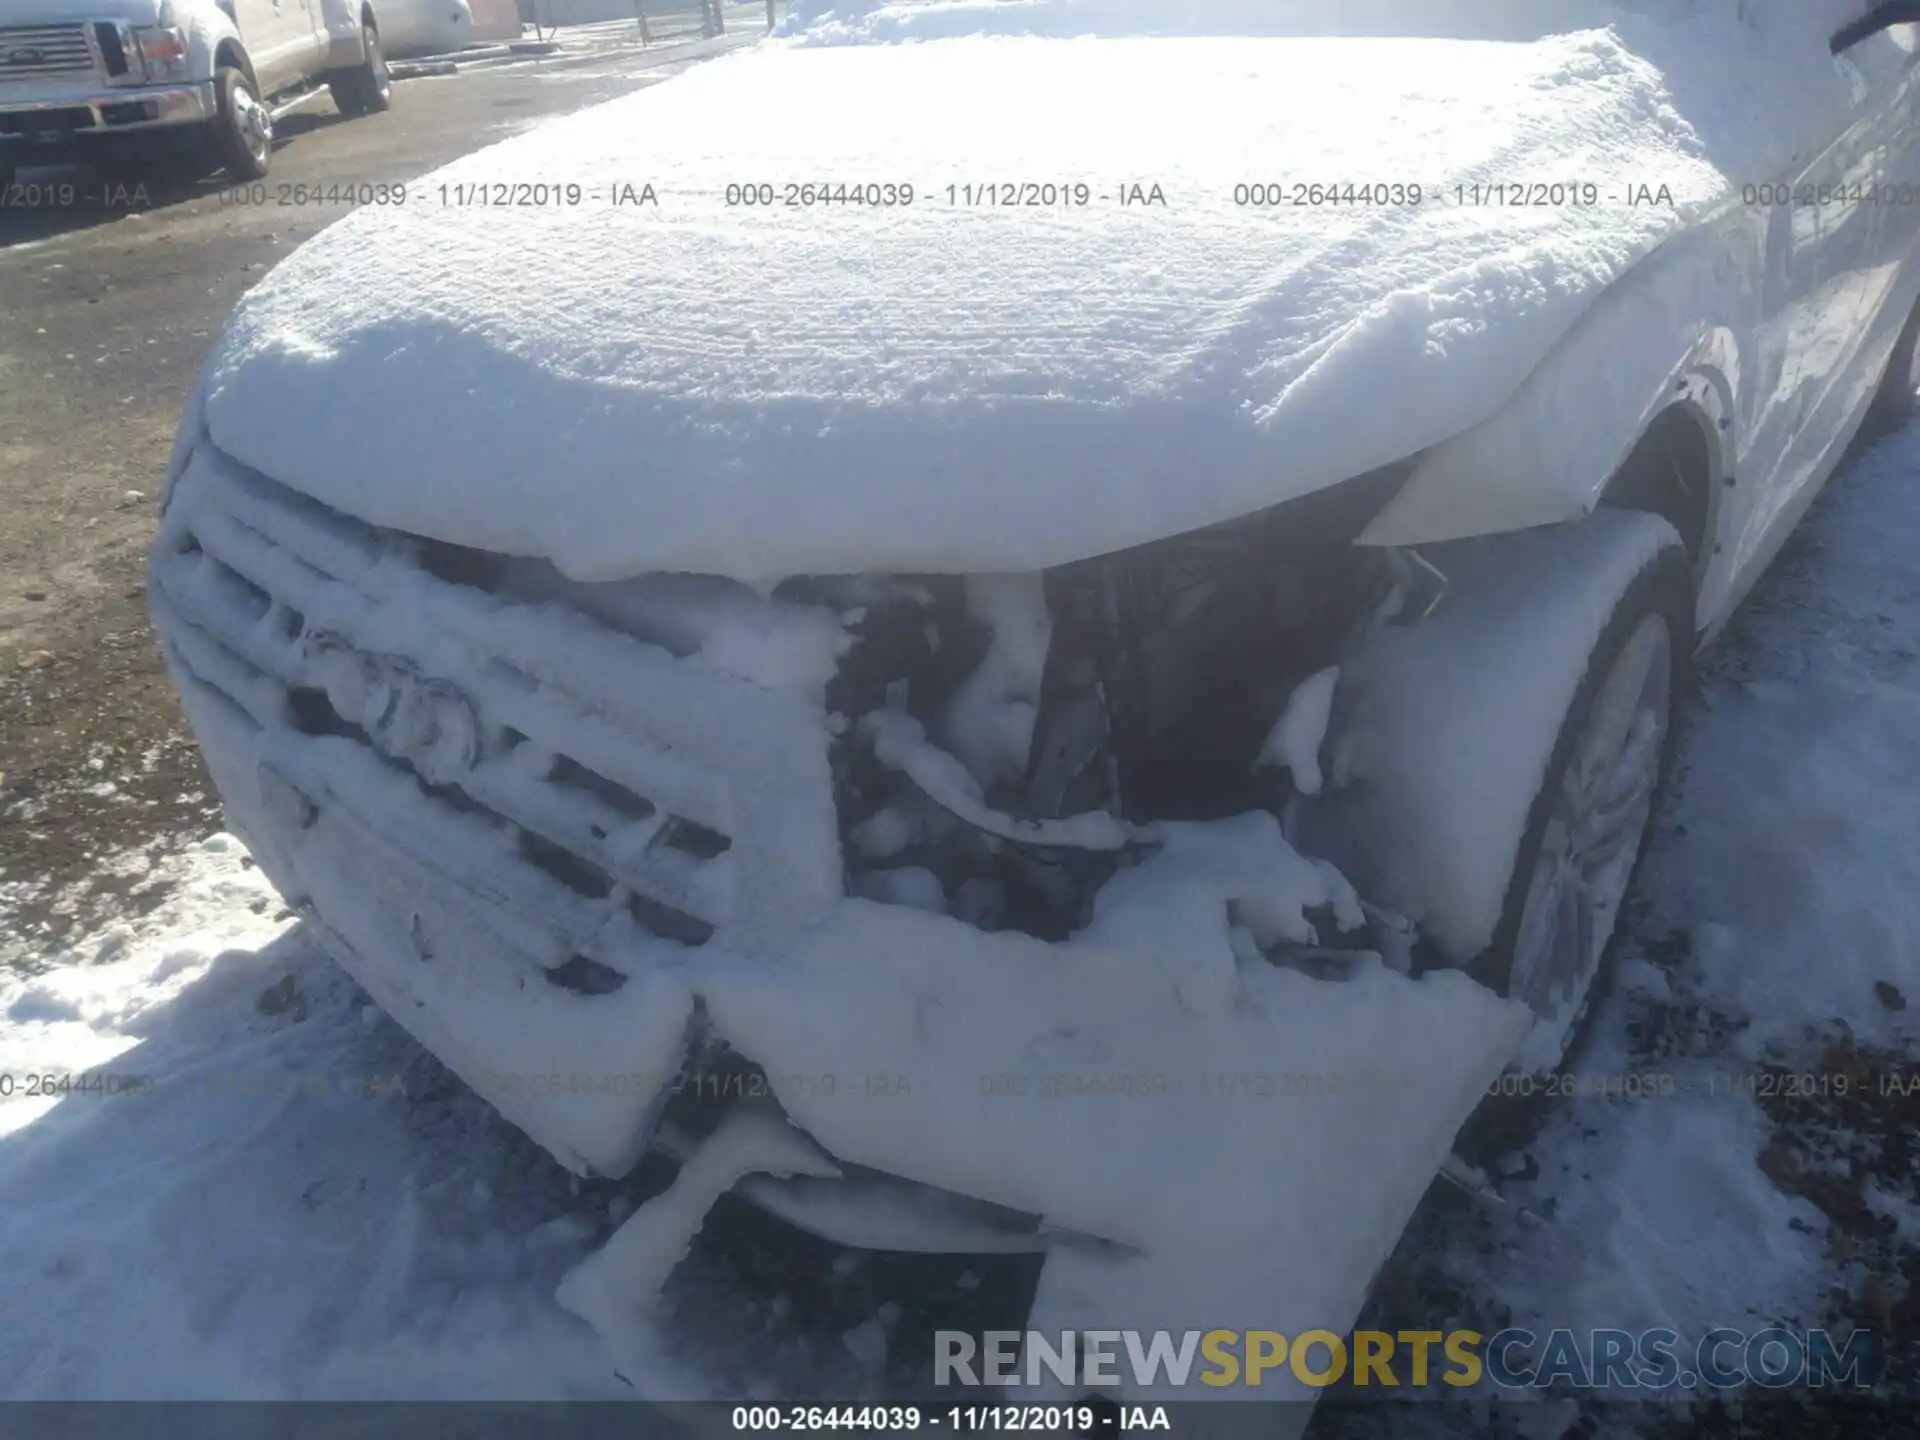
1358, 220, 1756, 590
213, 37, 256, 90
1358, 323, 1741, 570
1597, 390, 1726, 570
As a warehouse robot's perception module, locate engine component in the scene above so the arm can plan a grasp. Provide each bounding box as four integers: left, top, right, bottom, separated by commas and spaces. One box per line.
817, 463, 1419, 940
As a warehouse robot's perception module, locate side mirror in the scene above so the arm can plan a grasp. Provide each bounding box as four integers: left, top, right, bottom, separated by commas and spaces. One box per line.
1833, 1, 1920, 54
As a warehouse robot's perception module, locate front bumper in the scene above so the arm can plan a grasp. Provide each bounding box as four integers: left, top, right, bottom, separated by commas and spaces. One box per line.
152, 437, 842, 1177
153, 428, 1528, 1389
0, 80, 214, 140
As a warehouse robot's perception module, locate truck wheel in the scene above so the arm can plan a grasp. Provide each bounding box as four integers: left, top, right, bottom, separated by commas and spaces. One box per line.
212, 66, 272, 182
1463, 540, 1692, 1155
330, 22, 393, 118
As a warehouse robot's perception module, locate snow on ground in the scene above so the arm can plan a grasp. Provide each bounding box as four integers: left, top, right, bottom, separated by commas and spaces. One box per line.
0, 840, 610, 1398
1322, 415, 1920, 1433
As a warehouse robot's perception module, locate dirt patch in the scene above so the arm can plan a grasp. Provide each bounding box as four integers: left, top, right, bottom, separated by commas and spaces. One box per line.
0, 568, 217, 973
1, 49, 718, 974
1747, 1037, 1920, 1387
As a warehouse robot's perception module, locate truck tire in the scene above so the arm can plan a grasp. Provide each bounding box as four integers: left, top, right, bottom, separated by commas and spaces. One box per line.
1462, 538, 1692, 1155
211, 66, 272, 182
330, 22, 393, 119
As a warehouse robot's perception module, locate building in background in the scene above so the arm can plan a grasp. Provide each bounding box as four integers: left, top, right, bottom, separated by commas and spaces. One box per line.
514, 0, 689, 23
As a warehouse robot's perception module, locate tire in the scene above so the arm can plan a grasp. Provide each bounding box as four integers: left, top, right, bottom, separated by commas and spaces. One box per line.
211, 66, 272, 182
1459, 540, 1693, 1159
329, 23, 393, 119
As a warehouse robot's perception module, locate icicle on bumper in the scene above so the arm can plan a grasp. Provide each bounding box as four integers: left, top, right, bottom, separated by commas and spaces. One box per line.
554, 1107, 841, 1390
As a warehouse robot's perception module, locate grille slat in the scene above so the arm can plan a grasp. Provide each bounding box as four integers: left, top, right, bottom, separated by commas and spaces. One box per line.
0, 25, 96, 79
189, 457, 740, 837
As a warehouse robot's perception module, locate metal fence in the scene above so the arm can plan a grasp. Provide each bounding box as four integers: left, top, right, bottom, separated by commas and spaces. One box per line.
521, 1, 789, 42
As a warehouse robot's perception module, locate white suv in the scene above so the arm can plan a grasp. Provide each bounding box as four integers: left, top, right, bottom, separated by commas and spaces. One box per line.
146, 0, 1920, 1418
0, 0, 391, 191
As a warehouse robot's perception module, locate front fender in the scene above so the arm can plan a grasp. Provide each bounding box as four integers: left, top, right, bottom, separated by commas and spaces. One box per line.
179, 2, 241, 82
1357, 217, 1756, 554
1306, 509, 1686, 965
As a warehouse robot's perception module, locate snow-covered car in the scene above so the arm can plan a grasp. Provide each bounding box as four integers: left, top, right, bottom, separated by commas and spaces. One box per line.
147, 0, 1920, 1415
0, 0, 392, 191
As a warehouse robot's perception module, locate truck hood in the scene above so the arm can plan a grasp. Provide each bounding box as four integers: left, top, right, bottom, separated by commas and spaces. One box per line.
200, 28, 1728, 582
1, 0, 162, 23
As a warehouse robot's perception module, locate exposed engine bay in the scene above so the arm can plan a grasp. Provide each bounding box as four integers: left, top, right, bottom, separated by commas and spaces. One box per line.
781, 462, 1435, 947
402, 458, 1436, 962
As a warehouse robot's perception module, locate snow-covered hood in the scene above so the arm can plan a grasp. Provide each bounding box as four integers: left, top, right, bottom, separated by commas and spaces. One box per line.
201, 24, 1736, 582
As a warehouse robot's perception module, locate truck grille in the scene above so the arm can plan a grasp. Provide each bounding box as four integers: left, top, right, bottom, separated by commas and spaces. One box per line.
0, 25, 96, 80
151, 442, 844, 972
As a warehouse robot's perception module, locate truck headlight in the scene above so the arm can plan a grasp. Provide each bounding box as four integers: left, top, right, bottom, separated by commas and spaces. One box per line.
133, 26, 190, 83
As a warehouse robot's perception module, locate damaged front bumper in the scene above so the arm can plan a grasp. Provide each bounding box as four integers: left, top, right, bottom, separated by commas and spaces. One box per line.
152, 437, 1528, 1397
151, 441, 1089, 1246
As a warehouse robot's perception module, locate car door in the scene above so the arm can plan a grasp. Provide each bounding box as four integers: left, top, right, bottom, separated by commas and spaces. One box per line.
234, 0, 327, 95
1715, 3, 1920, 611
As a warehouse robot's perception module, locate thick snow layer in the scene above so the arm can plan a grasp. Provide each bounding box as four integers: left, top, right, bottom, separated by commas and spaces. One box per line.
189, 3, 1815, 581
784, 0, 1614, 45
701, 899, 1530, 1401
494, 565, 853, 695
1078, 811, 1367, 1015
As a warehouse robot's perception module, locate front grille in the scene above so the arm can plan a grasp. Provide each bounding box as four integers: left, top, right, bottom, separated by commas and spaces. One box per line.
152, 443, 843, 971
0, 24, 96, 80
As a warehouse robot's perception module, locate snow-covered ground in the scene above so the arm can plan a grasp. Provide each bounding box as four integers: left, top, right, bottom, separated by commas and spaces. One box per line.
1326, 414, 1920, 1432
8, 406, 1920, 1416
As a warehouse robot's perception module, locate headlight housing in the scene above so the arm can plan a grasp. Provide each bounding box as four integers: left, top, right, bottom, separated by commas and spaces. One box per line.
132, 25, 190, 83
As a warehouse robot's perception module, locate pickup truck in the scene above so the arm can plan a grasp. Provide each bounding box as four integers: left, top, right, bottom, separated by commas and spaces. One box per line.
0, 0, 392, 192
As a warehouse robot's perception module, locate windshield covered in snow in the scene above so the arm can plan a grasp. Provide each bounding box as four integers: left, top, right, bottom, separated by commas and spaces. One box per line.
785, 0, 1705, 43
